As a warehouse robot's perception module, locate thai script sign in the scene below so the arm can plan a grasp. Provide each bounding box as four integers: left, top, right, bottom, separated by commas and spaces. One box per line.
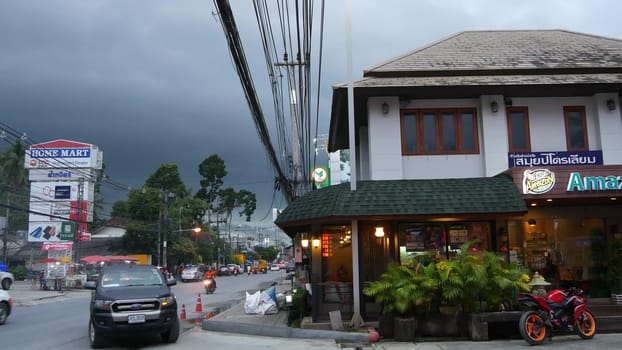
508, 151, 603, 168
41, 242, 74, 251
28, 169, 93, 181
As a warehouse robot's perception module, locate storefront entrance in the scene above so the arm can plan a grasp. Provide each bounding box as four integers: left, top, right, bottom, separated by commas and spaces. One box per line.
507, 214, 611, 297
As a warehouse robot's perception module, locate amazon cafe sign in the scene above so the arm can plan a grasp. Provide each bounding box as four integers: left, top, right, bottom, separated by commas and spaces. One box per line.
517, 165, 622, 197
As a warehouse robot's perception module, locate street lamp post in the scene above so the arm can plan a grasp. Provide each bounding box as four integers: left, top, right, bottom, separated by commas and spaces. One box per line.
192, 227, 202, 245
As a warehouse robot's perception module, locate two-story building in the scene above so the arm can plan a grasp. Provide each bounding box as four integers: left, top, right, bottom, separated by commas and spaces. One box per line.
275, 30, 622, 324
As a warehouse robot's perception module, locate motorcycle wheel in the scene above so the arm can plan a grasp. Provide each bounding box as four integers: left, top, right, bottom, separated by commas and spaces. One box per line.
519, 311, 548, 345
575, 310, 596, 339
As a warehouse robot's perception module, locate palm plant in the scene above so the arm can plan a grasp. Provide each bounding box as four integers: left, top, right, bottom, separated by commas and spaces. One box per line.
365, 240, 532, 320
449, 241, 531, 312
363, 261, 437, 317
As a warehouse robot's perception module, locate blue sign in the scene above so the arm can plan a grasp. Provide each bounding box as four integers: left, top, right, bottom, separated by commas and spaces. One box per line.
508, 151, 603, 168
54, 185, 71, 200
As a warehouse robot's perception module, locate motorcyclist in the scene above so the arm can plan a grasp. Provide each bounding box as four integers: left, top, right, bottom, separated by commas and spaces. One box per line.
204, 267, 216, 285
204, 267, 216, 279
203, 267, 217, 292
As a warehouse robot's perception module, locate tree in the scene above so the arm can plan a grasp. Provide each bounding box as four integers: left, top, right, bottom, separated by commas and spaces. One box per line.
120, 223, 159, 256
253, 246, 279, 263
144, 163, 188, 198
236, 189, 256, 222
196, 155, 226, 224
0, 141, 28, 265
116, 164, 190, 263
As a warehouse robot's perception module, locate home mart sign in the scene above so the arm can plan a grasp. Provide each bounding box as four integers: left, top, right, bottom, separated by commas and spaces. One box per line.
567, 172, 622, 191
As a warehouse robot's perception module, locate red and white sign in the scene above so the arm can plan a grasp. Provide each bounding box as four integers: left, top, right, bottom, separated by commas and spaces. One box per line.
25, 139, 102, 170
41, 242, 74, 251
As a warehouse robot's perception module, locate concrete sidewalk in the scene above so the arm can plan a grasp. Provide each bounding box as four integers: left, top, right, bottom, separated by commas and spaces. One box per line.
201, 277, 372, 343
200, 276, 622, 347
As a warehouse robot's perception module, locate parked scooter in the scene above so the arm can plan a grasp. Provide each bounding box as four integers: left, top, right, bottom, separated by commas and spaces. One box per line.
203, 278, 216, 294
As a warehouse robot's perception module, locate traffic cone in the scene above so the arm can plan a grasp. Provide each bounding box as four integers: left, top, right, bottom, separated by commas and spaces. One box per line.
195, 293, 203, 313
180, 304, 186, 321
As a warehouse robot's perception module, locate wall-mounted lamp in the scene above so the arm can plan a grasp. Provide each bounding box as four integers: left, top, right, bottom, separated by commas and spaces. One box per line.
382, 102, 389, 115
527, 219, 537, 227
374, 226, 385, 238
490, 101, 499, 113
607, 99, 616, 111
312, 238, 321, 249
301, 237, 309, 248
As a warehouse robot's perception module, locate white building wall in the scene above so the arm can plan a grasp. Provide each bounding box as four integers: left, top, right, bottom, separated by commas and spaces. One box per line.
481, 95, 509, 176
594, 93, 622, 164
361, 94, 622, 182
367, 97, 403, 180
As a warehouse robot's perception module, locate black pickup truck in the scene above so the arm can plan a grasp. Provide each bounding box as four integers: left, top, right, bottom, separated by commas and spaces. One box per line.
84, 264, 179, 348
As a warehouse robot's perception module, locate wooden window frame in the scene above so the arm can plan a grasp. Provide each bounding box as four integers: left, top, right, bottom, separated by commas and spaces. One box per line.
400, 108, 479, 155
506, 107, 531, 152
563, 106, 589, 151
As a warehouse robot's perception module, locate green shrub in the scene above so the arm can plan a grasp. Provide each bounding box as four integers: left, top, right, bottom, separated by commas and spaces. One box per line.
9, 264, 29, 280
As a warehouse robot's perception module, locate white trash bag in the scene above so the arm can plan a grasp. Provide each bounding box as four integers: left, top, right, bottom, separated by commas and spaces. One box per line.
244, 290, 278, 315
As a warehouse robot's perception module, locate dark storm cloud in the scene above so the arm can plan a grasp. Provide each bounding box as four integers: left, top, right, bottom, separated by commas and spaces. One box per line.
0, 1, 280, 222
2, 0, 622, 230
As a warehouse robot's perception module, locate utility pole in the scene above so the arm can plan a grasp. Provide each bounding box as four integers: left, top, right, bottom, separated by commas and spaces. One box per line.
161, 190, 172, 270
275, 58, 307, 199
74, 178, 84, 263
2, 194, 9, 266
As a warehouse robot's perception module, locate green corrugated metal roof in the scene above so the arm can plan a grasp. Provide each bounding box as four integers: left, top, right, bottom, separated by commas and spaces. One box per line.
275, 174, 526, 227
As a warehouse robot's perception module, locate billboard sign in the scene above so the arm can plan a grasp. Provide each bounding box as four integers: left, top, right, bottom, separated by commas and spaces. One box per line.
29, 181, 95, 202
29, 201, 92, 223
41, 242, 73, 252
28, 168, 94, 182
25, 139, 103, 169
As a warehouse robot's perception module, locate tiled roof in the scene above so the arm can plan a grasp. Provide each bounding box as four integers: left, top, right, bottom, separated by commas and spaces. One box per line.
366, 30, 622, 75
274, 174, 526, 227
338, 73, 622, 89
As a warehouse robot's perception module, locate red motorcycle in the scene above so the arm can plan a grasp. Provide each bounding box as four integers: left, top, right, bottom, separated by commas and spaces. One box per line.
517, 287, 596, 345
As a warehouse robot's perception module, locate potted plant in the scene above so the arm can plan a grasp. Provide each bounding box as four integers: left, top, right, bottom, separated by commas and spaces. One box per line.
364, 241, 531, 340
363, 261, 436, 341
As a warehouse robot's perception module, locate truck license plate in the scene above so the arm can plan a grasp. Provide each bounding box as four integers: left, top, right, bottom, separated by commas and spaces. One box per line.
128, 314, 145, 324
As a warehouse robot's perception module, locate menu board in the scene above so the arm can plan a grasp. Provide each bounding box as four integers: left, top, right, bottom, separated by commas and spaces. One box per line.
402, 224, 444, 252
449, 224, 469, 249
447, 222, 491, 250
403, 224, 425, 252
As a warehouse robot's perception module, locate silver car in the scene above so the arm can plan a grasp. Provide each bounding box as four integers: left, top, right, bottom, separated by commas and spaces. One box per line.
0, 289, 12, 325
180, 265, 205, 282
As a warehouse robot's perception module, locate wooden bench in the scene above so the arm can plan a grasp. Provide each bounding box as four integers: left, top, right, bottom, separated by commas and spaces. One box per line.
468, 311, 523, 341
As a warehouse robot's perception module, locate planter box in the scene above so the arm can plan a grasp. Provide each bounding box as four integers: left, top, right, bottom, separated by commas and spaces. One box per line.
377, 313, 395, 338
394, 317, 417, 342
467, 311, 523, 341
418, 313, 465, 337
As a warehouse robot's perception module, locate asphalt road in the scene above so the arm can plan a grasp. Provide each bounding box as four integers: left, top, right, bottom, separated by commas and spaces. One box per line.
0, 271, 285, 349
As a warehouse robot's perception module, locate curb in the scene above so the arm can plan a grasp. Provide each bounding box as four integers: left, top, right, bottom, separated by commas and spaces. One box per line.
201, 318, 371, 342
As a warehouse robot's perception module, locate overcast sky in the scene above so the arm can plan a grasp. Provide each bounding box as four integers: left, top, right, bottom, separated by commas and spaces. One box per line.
2, 0, 622, 233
